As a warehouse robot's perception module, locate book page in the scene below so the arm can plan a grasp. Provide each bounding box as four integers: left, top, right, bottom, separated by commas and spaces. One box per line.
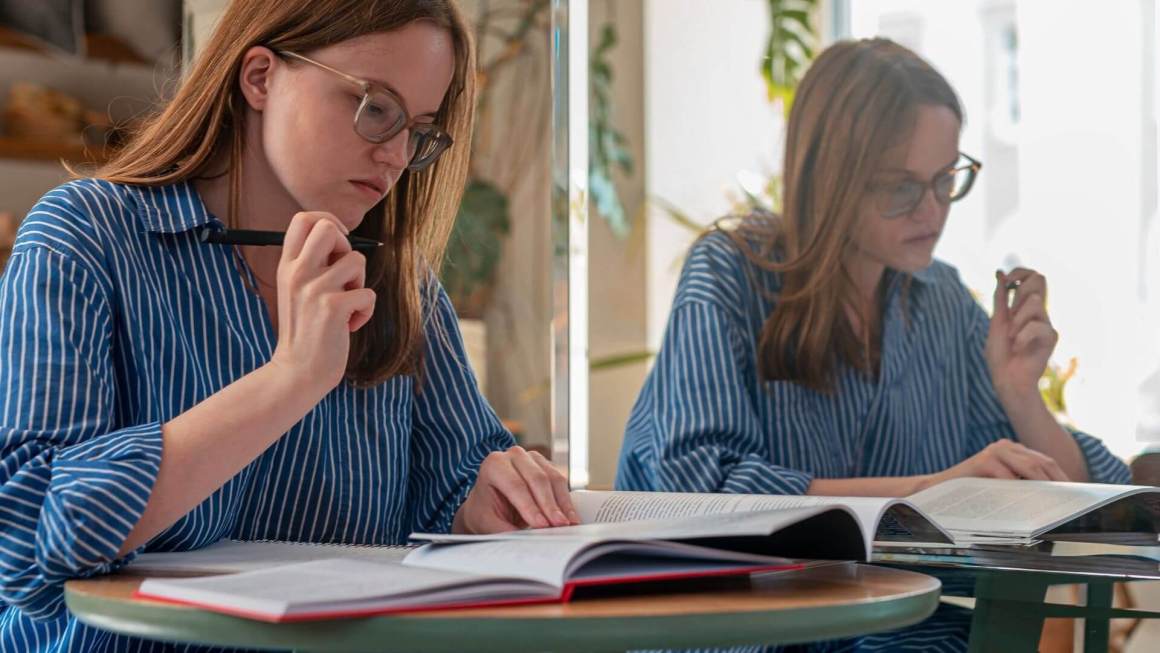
136, 558, 536, 620
404, 538, 796, 588
413, 504, 872, 559
404, 539, 597, 588
569, 490, 950, 544
129, 540, 415, 576
907, 478, 1148, 537
571, 491, 804, 523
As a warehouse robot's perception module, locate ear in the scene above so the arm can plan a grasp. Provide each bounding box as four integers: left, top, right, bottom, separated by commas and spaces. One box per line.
237, 46, 279, 112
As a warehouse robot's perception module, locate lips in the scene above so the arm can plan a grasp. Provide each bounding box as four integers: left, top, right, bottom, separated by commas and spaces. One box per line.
905, 232, 940, 244
351, 178, 386, 197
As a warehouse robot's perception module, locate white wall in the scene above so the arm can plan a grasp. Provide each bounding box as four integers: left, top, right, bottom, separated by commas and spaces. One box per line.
642, 0, 784, 351
1138, 0, 1160, 448
1014, 0, 1151, 457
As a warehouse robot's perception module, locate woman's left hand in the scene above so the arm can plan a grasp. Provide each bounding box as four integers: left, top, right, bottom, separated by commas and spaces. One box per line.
985, 268, 1058, 401
453, 446, 581, 534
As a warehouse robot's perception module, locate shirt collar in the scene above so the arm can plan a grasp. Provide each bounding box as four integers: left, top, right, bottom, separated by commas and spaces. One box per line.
883, 264, 937, 295
127, 180, 217, 234
910, 264, 938, 285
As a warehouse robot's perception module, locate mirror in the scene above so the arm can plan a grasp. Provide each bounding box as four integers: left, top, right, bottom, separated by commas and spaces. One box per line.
575, 0, 1160, 490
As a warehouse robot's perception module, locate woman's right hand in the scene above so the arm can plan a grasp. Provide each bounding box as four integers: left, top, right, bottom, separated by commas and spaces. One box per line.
929, 439, 1069, 486
268, 212, 376, 398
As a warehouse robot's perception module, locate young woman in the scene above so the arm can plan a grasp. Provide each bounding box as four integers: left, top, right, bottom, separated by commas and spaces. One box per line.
616, 39, 1129, 651
0, 1, 577, 649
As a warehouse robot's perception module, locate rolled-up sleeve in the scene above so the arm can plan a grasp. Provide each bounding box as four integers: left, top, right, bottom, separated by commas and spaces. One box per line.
618, 300, 813, 496
0, 248, 162, 620
408, 285, 515, 534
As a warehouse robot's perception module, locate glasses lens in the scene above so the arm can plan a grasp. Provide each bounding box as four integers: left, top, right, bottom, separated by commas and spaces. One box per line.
933, 172, 957, 203
948, 165, 978, 202
406, 125, 452, 171
881, 181, 924, 218
356, 90, 407, 142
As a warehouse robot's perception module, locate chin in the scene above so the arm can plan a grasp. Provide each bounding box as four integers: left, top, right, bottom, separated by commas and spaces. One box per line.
893, 256, 934, 274
326, 199, 373, 231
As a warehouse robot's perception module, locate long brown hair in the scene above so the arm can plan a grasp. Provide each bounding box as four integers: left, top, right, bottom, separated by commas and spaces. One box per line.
723, 38, 961, 392
93, 0, 476, 387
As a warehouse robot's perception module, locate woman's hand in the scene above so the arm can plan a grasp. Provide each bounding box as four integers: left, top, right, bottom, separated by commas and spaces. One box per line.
928, 439, 1069, 486
453, 446, 582, 534
986, 268, 1057, 402
267, 212, 376, 399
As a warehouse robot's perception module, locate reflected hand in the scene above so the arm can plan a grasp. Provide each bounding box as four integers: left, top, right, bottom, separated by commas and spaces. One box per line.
932, 439, 1068, 484
985, 268, 1057, 401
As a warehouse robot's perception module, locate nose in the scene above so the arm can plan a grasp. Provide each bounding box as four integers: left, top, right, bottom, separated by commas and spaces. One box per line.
372, 128, 411, 170
909, 186, 943, 223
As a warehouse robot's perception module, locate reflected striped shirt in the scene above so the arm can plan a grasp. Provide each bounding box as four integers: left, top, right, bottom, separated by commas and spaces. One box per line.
0, 179, 513, 652
616, 228, 1130, 652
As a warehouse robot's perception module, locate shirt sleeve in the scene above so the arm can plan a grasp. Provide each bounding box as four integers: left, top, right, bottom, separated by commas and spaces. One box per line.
619, 300, 813, 495
408, 285, 515, 534
0, 247, 163, 620
963, 301, 1130, 484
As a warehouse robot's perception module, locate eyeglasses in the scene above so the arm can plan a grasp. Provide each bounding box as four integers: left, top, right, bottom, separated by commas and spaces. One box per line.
276, 50, 453, 171
869, 153, 983, 218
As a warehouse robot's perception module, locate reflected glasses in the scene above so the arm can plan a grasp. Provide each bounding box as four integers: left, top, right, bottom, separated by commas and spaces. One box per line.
276, 50, 453, 171
869, 153, 983, 218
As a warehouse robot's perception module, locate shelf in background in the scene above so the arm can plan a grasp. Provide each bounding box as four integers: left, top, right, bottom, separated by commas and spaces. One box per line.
0, 28, 148, 66
0, 137, 109, 165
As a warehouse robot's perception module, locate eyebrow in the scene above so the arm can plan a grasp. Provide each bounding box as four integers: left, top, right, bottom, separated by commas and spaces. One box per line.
360, 76, 441, 119
292, 50, 443, 120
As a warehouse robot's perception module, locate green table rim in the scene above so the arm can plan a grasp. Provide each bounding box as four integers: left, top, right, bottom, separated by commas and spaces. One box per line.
65, 570, 941, 652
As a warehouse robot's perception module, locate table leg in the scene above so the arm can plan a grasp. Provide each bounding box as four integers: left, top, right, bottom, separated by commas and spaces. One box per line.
1083, 581, 1113, 653
968, 573, 1050, 653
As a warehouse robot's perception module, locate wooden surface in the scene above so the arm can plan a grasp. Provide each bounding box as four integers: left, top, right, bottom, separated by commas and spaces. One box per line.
66, 563, 941, 652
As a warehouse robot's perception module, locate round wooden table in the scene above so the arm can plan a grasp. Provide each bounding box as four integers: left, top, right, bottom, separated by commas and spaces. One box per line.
66, 563, 940, 652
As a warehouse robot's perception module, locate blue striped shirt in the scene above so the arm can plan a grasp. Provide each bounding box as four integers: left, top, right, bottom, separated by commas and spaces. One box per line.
616, 228, 1130, 652
0, 179, 514, 652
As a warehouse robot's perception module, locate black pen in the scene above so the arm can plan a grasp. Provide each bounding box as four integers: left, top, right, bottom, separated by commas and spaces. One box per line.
198, 228, 382, 253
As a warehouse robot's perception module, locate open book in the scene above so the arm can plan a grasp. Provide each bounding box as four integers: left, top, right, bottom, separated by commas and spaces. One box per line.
415, 479, 1160, 552
904, 478, 1160, 545
412, 490, 953, 560
132, 479, 1157, 622
134, 538, 806, 622
132, 492, 939, 621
